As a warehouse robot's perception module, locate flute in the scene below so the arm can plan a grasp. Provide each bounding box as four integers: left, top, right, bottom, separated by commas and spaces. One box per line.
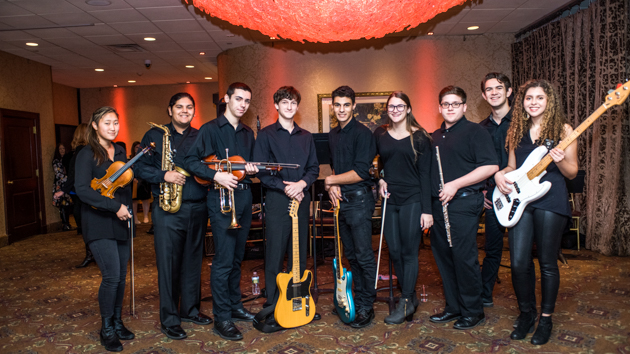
435, 147, 452, 247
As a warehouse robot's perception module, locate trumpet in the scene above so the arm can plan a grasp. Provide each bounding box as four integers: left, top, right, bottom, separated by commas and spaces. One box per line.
215, 148, 240, 229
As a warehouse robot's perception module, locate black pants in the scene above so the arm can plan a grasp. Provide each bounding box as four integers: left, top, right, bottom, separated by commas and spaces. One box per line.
480, 204, 506, 300
431, 194, 484, 317
71, 194, 83, 231
153, 199, 207, 327
89, 238, 129, 318
339, 190, 376, 312
509, 208, 567, 314
209, 188, 252, 322
263, 189, 311, 307
384, 201, 423, 299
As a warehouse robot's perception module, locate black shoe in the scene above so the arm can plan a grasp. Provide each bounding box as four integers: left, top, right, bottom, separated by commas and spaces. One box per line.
161, 325, 187, 340
76, 249, 94, 268
146, 225, 154, 235
384, 298, 414, 325
510, 311, 537, 340
531, 316, 553, 345
350, 309, 374, 328
482, 298, 494, 308
213, 320, 243, 341
76, 228, 82, 235
100, 317, 123, 352
112, 308, 134, 340
313, 313, 321, 321
453, 314, 486, 329
331, 307, 338, 316
230, 308, 254, 322
182, 313, 213, 325
429, 311, 461, 323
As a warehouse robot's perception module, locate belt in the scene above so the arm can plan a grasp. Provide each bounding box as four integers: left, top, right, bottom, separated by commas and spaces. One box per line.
342, 187, 370, 202
456, 190, 480, 199
213, 183, 250, 190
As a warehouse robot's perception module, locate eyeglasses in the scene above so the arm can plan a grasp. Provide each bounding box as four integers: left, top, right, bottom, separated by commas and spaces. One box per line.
440, 102, 463, 109
387, 104, 407, 112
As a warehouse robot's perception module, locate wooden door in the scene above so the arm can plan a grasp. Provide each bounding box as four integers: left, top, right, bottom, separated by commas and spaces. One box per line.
1, 109, 45, 243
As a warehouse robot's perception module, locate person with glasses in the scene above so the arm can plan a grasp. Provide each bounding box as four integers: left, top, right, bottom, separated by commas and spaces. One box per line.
373, 91, 433, 324
429, 86, 498, 330
325, 85, 377, 328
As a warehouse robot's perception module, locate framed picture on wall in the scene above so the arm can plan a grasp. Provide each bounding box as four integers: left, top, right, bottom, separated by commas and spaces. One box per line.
318, 91, 393, 133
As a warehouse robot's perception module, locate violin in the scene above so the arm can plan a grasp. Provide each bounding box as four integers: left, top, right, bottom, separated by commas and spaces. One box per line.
91, 143, 155, 199
194, 153, 300, 186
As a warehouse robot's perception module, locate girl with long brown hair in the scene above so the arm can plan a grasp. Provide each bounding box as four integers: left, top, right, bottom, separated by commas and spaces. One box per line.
75, 106, 134, 352
373, 91, 433, 324
494, 80, 578, 345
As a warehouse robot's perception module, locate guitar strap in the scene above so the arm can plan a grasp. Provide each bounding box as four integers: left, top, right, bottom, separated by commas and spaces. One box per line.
253, 304, 285, 333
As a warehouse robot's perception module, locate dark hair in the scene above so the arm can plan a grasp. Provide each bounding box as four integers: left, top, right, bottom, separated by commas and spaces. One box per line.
385, 91, 431, 161
273, 86, 301, 105
332, 85, 356, 105
480, 72, 512, 93
53, 143, 65, 161
439, 85, 467, 104
87, 106, 119, 166
130, 141, 141, 158
167, 92, 195, 115
226, 82, 252, 98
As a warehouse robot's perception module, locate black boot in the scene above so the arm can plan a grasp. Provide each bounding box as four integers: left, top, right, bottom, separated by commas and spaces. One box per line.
384, 298, 414, 324
531, 316, 553, 345
510, 310, 537, 340
100, 317, 123, 352
76, 244, 94, 268
113, 307, 134, 340
60, 208, 72, 231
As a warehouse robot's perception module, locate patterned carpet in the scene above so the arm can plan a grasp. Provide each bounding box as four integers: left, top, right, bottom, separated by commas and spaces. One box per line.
1, 224, 629, 354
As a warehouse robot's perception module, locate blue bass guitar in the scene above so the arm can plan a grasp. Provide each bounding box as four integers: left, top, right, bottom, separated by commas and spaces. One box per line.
332, 202, 355, 323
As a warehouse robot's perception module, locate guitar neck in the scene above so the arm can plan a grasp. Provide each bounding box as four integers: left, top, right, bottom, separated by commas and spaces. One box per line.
291, 210, 300, 284
334, 206, 342, 280
527, 103, 608, 180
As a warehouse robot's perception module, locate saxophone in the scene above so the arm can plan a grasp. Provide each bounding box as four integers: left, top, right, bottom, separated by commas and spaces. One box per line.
147, 122, 190, 213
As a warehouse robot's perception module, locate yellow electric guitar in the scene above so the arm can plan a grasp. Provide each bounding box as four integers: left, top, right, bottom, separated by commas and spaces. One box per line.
274, 199, 316, 328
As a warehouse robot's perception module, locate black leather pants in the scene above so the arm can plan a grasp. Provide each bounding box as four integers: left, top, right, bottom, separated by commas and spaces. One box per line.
509, 208, 567, 314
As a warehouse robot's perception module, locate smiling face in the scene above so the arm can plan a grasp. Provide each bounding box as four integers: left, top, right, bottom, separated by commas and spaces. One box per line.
92, 112, 119, 143
523, 87, 548, 119
275, 98, 299, 120
168, 97, 195, 128
439, 94, 467, 128
333, 96, 356, 128
482, 78, 512, 109
386, 96, 410, 125
224, 89, 251, 120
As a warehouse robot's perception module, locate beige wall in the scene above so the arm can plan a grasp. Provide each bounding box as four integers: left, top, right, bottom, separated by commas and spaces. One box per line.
53, 82, 79, 125
79, 82, 220, 154
218, 34, 513, 134
0, 50, 56, 243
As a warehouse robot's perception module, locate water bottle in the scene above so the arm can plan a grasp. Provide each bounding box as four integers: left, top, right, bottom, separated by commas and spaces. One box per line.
252, 272, 260, 295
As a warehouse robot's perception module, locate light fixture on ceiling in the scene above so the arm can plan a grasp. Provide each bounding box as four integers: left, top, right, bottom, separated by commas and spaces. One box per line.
113, 85, 118, 87
205, 77, 212, 79
185, 65, 194, 68
128, 80, 136, 83
85, 0, 111, 6
188, 0, 466, 43
144, 37, 156, 41
199, 52, 205, 55
186, 81, 190, 83
467, 26, 479, 30
95, 68, 104, 72
270, 37, 276, 40
427, 32, 434, 36
26, 42, 38, 46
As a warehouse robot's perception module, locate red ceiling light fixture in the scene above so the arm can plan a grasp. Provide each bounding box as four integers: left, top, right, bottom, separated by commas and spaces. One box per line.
187, 0, 465, 43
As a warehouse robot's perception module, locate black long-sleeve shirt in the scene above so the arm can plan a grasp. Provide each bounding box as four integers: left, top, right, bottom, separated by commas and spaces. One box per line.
184, 115, 256, 184
374, 127, 431, 210
61, 144, 85, 195
253, 120, 319, 193
135, 123, 207, 202
328, 118, 376, 193
479, 108, 512, 189
75, 144, 132, 243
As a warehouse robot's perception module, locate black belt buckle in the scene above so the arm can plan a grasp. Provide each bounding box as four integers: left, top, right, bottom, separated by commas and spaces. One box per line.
342, 187, 368, 202
236, 183, 249, 190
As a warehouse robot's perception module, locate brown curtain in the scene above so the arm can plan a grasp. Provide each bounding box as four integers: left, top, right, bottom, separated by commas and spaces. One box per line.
512, 0, 630, 256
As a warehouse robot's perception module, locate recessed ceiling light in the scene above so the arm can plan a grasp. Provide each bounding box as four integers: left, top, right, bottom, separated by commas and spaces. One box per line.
26, 42, 38, 47
467, 26, 479, 30
427, 32, 434, 36
144, 37, 156, 41
270, 37, 276, 40
186, 81, 190, 83
95, 68, 104, 72
185, 65, 194, 68
85, 0, 111, 6
199, 52, 205, 55
204, 77, 212, 80
128, 80, 136, 83
113, 85, 118, 87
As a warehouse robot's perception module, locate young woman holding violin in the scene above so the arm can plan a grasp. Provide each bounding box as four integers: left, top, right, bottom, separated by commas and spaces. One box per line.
494, 80, 577, 345
75, 106, 134, 352
373, 91, 433, 324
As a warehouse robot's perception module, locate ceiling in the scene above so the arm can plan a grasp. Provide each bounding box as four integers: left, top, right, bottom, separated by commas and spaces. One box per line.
0, 0, 577, 88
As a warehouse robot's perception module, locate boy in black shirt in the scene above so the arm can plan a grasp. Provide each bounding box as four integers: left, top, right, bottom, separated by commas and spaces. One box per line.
325, 85, 377, 328
429, 86, 498, 330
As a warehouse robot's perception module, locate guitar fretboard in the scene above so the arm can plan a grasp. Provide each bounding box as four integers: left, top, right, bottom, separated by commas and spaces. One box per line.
291, 200, 300, 284
334, 204, 343, 280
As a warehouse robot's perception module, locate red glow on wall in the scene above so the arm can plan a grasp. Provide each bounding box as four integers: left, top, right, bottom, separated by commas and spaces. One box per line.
413, 40, 442, 133
185, 83, 204, 129
112, 87, 130, 155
